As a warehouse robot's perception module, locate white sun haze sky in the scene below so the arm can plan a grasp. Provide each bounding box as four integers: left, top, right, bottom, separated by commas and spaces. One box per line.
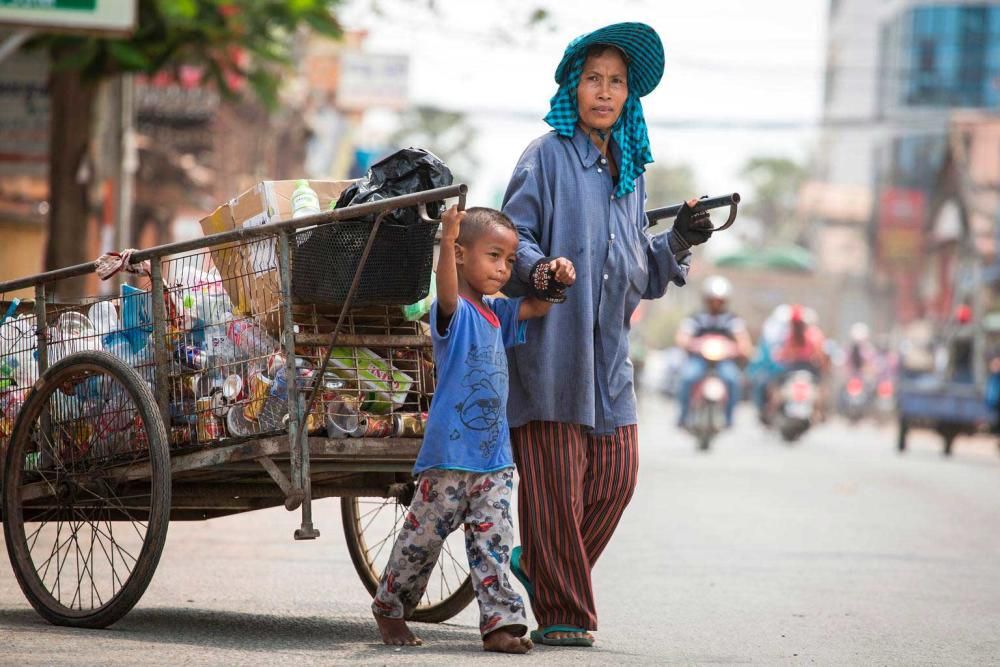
339, 0, 829, 205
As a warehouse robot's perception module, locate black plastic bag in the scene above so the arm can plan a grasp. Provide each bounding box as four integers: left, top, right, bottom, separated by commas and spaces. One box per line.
334, 147, 453, 225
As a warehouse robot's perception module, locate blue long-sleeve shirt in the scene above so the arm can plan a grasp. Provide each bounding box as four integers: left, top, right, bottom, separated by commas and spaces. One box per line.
501, 126, 690, 434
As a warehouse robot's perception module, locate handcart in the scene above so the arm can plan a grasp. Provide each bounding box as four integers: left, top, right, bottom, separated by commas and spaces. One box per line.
0, 184, 474, 628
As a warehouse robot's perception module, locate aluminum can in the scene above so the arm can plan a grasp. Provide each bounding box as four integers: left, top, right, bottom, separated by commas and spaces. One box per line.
351, 413, 394, 438
175, 344, 207, 370
244, 372, 272, 421
170, 424, 194, 447
196, 396, 223, 441
394, 412, 427, 438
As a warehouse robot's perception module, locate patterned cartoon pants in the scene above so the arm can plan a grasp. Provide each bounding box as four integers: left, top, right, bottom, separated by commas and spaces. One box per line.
511, 421, 639, 631
372, 467, 527, 637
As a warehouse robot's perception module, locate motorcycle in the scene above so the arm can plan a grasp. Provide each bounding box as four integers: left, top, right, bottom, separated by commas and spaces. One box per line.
839, 373, 869, 424
683, 334, 739, 451
775, 369, 819, 442
872, 375, 895, 424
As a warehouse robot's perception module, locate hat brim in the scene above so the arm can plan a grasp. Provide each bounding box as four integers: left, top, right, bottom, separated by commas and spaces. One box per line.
555, 22, 664, 98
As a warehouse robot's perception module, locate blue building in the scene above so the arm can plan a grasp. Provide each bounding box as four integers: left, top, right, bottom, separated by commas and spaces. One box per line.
880, 3, 1000, 111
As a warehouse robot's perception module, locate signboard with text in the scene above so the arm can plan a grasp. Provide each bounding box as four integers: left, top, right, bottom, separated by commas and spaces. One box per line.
335, 51, 409, 112
0, 0, 135, 34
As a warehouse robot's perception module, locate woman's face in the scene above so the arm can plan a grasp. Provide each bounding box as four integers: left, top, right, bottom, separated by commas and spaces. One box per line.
576, 48, 628, 132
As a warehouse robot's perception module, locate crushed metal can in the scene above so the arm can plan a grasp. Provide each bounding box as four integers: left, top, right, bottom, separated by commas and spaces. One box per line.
244, 372, 272, 421
195, 396, 224, 442
394, 412, 427, 438
350, 413, 395, 438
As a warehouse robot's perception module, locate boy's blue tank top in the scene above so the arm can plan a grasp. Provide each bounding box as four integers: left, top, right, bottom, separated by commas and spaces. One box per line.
413, 296, 526, 474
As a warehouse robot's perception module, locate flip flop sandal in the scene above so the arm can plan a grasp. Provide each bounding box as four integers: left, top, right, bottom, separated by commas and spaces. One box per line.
510, 546, 534, 598
529, 625, 594, 647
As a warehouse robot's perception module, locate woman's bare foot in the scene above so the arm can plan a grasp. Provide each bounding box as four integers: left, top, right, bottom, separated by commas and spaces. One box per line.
374, 613, 422, 646
483, 628, 533, 654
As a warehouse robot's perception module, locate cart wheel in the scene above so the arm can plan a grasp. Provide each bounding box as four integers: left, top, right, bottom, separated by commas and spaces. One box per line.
2, 351, 170, 628
897, 420, 908, 452
342, 490, 474, 623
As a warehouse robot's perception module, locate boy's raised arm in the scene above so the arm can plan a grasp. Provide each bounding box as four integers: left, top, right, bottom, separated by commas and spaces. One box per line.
436, 205, 464, 320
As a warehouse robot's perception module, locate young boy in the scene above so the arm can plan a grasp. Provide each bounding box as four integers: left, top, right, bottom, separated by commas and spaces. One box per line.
372, 205, 575, 653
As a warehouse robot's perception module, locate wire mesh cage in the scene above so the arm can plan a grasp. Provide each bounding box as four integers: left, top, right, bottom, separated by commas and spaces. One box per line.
0, 225, 436, 462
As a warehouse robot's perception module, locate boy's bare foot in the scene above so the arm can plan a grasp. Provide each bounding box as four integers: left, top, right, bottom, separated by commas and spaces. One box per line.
374, 613, 422, 646
483, 628, 533, 654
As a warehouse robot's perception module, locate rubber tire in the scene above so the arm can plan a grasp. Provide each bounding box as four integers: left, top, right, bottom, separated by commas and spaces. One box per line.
897, 420, 908, 452
341, 496, 474, 623
2, 351, 171, 628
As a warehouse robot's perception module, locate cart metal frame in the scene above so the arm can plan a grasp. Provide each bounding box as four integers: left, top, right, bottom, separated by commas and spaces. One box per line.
0, 184, 474, 628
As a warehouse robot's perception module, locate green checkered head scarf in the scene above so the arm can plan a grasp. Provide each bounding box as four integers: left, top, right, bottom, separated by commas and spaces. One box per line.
544, 50, 652, 199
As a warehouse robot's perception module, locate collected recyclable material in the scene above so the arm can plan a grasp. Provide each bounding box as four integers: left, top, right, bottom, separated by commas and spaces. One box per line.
324, 347, 413, 414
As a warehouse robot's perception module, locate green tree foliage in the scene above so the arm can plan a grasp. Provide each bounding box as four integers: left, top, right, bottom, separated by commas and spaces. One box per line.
31, 0, 342, 296
739, 156, 806, 243
39, 0, 342, 105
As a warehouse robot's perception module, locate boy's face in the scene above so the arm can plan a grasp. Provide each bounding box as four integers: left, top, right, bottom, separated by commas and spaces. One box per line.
456, 226, 519, 295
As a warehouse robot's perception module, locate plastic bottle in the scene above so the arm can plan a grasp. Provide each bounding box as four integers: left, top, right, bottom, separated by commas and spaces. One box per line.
88, 301, 119, 337
402, 271, 437, 321
291, 179, 321, 219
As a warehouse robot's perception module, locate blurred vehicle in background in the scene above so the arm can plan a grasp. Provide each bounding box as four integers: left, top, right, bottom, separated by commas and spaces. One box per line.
681, 334, 740, 450
838, 322, 877, 423
774, 368, 820, 442
675, 277, 752, 443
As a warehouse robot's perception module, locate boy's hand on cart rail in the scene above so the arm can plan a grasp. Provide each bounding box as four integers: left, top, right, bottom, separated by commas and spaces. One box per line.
441, 205, 464, 243
548, 257, 576, 286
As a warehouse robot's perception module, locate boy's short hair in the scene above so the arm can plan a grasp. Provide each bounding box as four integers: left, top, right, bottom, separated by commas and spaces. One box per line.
456, 207, 517, 246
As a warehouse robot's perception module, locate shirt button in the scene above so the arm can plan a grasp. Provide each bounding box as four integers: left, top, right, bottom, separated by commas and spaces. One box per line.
603, 273, 609, 280
610, 233, 616, 240
597, 167, 602, 173
600, 158, 607, 165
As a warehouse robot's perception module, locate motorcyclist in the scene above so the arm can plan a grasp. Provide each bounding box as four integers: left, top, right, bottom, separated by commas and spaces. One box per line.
675, 276, 753, 427
844, 322, 876, 378
767, 304, 829, 420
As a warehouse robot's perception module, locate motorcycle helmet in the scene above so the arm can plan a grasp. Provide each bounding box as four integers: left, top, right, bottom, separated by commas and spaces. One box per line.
702, 276, 732, 301
849, 322, 870, 342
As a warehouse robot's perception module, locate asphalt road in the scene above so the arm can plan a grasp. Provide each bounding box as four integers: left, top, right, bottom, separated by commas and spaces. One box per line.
1, 396, 999, 666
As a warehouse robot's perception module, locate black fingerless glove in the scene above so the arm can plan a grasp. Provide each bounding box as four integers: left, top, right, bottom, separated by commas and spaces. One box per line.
670, 200, 714, 253
529, 258, 569, 303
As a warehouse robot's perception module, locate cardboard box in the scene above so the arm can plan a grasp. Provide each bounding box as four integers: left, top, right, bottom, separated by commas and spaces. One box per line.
198, 179, 355, 328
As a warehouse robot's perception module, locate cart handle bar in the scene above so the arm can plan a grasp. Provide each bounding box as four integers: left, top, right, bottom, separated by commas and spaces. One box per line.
0, 183, 468, 294
646, 192, 741, 232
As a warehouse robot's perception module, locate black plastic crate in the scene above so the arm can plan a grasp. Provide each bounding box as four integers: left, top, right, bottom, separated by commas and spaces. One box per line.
291, 220, 436, 306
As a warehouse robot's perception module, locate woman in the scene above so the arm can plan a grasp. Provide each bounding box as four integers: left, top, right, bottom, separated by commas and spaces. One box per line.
501, 22, 714, 646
